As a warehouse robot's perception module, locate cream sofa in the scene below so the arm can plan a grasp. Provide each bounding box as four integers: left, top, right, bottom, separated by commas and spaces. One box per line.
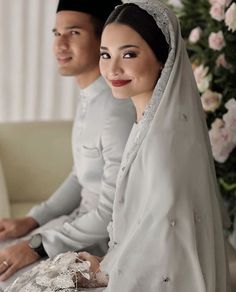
0, 121, 73, 218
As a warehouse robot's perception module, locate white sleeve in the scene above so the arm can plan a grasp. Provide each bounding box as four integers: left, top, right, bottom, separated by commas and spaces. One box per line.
28, 169, 82, 226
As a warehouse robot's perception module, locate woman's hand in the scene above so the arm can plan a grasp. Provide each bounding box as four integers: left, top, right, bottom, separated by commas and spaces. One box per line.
73, 251, 108, 288
78, 251, 103, 273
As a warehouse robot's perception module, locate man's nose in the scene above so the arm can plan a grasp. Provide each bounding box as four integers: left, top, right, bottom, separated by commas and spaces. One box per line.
55, 35, 69, 51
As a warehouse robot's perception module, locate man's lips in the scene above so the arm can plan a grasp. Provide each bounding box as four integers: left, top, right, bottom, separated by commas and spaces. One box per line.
57, 56, 72, 65
110, 79, 131, 87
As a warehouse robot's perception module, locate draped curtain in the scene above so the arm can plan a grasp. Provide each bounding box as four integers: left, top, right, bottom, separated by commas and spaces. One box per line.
0, 0, 78, 122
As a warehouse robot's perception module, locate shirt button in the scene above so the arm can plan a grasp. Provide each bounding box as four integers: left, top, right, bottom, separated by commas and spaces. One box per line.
119, 196, 124, 204
195, 214, 201, 223
162, 276, 170, 283
170, 220, 176, 227
181, 113, 188, 121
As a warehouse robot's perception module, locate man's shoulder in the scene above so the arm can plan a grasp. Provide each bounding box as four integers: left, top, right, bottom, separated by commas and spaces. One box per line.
95, 87, 134, 114
106, 96, 135, 119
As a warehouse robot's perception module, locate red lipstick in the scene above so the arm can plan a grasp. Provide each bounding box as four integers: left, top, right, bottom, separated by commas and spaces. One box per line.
110, 80, 131, 87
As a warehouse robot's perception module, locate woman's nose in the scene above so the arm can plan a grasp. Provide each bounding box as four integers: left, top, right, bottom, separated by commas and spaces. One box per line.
109, 59, 123, 77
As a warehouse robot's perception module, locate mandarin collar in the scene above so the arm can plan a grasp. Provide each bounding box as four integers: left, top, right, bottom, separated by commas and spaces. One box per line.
79, 76, 108, 102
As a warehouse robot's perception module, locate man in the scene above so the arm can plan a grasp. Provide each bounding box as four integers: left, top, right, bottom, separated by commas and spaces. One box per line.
0, 0, 135, 289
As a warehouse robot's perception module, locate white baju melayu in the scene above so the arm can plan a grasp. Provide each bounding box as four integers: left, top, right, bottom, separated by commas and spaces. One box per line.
0, 76, 135, 291
33, 76, 135, 258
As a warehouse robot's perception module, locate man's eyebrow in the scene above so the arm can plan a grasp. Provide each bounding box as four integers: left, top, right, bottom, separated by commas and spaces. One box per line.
52, 26, 82, 33
100, 44, 139, 50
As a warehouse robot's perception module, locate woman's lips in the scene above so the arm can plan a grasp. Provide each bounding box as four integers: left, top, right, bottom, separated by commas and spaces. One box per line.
110, 79, 131, 87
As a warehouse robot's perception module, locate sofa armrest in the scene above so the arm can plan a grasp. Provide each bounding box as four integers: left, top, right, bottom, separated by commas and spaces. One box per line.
0, 160, 10, 218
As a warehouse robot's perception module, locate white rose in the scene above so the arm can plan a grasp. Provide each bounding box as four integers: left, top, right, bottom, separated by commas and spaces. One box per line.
211, 118, 225, 129
201, 89, 222, 112
209, 119, 235, 163
168, 0, 183, 8
225, 3, 236, 32
210, 3, 225, 21
216, 53, 232, 69
188, 27, 202, 43
208, 31, 226, 50
209, 0, 231, 7
223, 98, 236, 143
193, 65, 212, 92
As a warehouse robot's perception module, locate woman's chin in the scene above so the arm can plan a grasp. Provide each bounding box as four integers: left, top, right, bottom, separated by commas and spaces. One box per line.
112, 91, 130, 100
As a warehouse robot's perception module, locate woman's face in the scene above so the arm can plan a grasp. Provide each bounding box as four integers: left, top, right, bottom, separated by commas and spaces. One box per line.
100, 23, 163, 100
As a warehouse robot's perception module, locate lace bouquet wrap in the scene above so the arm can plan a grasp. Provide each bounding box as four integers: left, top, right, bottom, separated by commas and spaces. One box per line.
5, 252, 109, 292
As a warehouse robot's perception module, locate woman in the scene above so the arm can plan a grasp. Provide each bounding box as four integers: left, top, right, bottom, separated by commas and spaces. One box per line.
98, 2, 230, 291
5, 0, 230, 291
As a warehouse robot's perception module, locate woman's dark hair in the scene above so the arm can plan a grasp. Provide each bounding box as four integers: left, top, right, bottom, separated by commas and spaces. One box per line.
105, 3, 169, 65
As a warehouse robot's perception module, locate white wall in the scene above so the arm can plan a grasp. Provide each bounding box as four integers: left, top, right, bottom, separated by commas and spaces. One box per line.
0, 0, 78, 121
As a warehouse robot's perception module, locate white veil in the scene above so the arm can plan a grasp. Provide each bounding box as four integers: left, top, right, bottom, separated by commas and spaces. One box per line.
101, 0, 230, 291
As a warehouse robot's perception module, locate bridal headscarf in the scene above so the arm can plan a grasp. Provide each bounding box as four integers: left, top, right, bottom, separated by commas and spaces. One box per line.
100, 0, 230, 291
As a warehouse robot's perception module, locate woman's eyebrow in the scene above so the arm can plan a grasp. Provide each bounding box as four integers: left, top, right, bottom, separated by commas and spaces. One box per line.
119, 44, 139, 49
100, 46, 109, 50
100, 44, 139, 50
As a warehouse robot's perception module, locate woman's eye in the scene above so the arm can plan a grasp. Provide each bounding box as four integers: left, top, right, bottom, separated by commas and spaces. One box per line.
123, 52, 137, 58
100, 52, 110, 59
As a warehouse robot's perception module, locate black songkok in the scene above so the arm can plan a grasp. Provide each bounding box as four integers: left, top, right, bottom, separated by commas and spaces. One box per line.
56, 0, 122, 22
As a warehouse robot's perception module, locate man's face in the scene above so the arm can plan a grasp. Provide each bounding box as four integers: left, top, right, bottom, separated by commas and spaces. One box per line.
53, 11, 101, 83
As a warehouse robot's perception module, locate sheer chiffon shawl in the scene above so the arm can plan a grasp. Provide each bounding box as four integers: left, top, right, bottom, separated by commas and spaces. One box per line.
100, 0, 230, 291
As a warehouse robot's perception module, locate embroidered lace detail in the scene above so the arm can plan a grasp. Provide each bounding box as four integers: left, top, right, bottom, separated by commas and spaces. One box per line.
115, 0, 177, 170
123, 0, 171, 45
106, 0, 178, 248
107, 221, 115, 250
5, 252, 108, 292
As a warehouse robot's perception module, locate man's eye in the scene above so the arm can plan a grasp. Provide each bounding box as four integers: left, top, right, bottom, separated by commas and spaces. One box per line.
53, 31, 60, 37
100, 52, 110, 59
71, 30, 80, 35
123, 52, 137, 58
